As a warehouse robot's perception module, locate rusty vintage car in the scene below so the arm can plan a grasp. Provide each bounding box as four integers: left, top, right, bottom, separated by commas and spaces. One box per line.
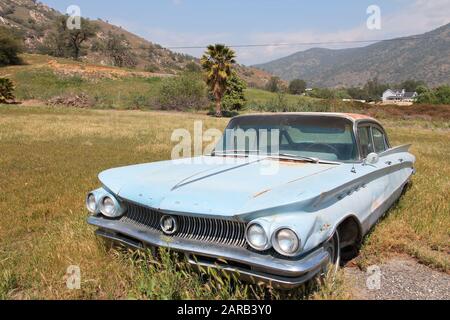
86, 113, 415, 288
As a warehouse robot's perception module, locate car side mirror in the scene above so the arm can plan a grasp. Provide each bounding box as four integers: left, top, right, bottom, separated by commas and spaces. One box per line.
364, 153, 379, 165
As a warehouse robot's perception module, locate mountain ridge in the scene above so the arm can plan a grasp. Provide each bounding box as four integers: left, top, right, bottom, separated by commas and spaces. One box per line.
255, 23, 450, 87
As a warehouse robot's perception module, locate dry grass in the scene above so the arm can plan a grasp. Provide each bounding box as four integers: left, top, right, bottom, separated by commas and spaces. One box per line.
356, 125, 450, 272
0, 105, 448, 299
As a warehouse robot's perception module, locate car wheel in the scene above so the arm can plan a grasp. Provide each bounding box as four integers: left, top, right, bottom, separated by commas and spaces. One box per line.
321, 230, 341, 278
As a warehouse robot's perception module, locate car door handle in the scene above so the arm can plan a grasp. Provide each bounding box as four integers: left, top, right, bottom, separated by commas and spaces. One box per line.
385, 161, 392, 165
399, 158, 404, 163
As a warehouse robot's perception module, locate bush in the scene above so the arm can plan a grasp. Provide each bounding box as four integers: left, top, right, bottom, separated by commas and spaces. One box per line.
335, 89, 352, 99
246, 92, 366, 114
416, 85, 450, 105
435, 85, 450, 104
0, 78, 15, 103
144, 64, 160, 73
308, 88, 335, 99
99, 31, 138, 68
221, 72, 247, 111
185, 62, 201, 73
288, 79, 307, 95
265, 76, 283, 93
0, 26, 23, 66
156, 73, 208, 111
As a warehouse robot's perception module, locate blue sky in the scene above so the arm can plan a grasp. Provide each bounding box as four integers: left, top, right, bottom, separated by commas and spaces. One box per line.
42, 0, 450, 65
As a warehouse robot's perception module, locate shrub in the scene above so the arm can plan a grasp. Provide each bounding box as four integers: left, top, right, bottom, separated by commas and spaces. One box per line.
0, 78, 15, 103
416, 85, 450, 105
288, 79, 307, 95
185, 61, 201, 73
435, 85, 450, 104
0, 26, 23, 66
265, 76, 283, 93
308, 88, 336, 100
0, 270, 18, 300
156, 73, 208, 111
98, 31, 138, 68
144, 64, 160, 73
335, 89, 352, 99
221, 72, 247, 111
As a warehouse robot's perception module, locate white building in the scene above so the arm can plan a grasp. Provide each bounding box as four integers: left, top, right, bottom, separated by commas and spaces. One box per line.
382, 89, 418, 103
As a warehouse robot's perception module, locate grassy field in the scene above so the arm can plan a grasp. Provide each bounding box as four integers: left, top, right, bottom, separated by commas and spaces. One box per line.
0, 105, 448, 300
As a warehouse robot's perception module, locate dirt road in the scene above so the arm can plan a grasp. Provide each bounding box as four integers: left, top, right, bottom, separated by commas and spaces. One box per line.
345, 256, 450, 300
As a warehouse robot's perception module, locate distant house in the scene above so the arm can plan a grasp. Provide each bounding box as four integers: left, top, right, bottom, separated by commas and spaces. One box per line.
382, 89, 418, 103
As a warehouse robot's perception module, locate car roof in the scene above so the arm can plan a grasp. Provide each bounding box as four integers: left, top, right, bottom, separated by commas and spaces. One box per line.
233, 112, 378, 124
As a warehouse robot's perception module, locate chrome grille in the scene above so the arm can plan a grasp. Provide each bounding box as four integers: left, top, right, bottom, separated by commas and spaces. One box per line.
120, 202, 248, 248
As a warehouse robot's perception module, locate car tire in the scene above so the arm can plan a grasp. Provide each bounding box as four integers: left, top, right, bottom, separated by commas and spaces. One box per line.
321, 230, 341, 278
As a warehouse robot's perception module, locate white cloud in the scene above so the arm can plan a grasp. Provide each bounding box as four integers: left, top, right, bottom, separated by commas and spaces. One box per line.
242, 0, 450, 65
115, 0, 450, 65
143, 27, 233, 58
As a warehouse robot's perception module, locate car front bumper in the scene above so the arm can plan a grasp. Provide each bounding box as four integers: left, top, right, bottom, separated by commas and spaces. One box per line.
88, 216, 330, 288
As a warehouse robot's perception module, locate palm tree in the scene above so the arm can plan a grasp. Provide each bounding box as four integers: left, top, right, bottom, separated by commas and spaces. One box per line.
201, 44, 236, 116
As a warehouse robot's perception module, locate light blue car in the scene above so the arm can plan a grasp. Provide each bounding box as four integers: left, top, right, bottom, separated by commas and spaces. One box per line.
86, 113, 415, 288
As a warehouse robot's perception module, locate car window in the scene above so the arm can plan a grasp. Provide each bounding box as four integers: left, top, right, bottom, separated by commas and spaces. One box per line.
372, 127, 387, 153
358, 126, 374, 158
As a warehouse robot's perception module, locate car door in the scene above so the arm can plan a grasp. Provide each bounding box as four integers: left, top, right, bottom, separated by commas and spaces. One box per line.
372, 125, 411, 212
356, 124, 391, 231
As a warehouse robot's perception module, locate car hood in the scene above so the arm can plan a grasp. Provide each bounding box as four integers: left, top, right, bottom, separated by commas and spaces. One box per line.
99, 156, 339, 217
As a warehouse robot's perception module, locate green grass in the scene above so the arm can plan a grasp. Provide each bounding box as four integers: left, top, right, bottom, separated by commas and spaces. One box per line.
0, 105, 448, 299
245, 88, 316, 105
4, 68, 163, 110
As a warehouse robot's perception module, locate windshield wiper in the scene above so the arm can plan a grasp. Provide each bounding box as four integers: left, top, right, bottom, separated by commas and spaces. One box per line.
274, 153, 341, 165
276, 153, 320, 163
212, 151, 341, 165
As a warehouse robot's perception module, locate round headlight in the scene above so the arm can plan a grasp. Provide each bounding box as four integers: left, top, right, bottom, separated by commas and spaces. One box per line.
246, 223, 269, 250
86, 193, 97, 213
100, 196, 117, 217
273, 228, 300, 256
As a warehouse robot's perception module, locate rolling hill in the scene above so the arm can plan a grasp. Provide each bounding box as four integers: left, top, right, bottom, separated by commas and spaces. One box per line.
255, 23, 450, 88
0, 0, 273, 87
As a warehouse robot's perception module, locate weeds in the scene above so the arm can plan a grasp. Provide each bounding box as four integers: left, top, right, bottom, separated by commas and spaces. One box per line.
0, 270, 18, 300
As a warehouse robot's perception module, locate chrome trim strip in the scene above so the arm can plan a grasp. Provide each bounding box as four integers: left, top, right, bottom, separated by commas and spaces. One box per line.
312, 160, 414, 208
187, 257, 323, 289
88, 216, 330, 280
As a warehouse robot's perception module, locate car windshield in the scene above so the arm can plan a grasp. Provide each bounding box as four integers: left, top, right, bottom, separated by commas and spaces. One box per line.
214, 114, 358, 162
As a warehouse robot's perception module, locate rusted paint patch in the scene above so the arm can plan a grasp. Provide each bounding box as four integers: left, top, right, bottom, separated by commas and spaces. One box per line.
371, 198, 383, 212
253, 189, 271, 198
287, 166, 336, 185
160, 235, 174, 243
344, 113, 375, 121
